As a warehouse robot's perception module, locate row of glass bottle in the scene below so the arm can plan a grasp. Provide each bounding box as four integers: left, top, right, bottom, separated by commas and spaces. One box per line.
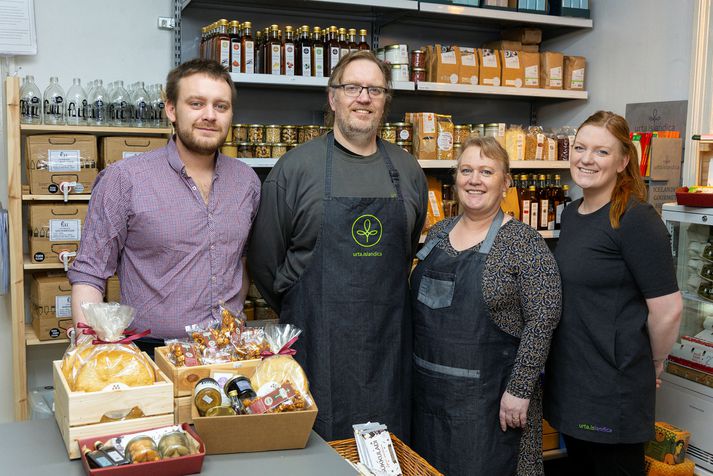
19, 75, 169, 128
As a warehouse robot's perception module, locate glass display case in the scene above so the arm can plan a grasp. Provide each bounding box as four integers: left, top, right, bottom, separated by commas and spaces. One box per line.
658, 203, 713, 472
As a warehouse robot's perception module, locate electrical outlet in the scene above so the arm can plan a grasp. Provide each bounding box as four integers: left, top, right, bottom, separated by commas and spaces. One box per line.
157, 17, 175, 30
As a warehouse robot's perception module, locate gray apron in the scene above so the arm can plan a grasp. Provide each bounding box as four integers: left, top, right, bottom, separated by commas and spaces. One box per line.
279, 133, 412, 441
410, 210, 521, 476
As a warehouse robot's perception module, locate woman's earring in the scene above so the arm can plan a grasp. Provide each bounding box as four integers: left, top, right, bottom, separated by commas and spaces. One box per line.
502, 190, 508, 198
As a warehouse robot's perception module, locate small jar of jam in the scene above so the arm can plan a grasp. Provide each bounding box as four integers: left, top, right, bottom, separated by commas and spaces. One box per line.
253, 143, 272, 158
272, 143, 288, 158
395, 141, 412, 154
380, 125, 396, 143
158, 431, 190, 459
472, 123, 485, 138
193, 377, 222, 416
233, 124, 248, 142
411, 49, 425, 68
248, 124, 265, 144
237, 142, 252, 158
410, 67, 427, 83
125, 436, 160, 463
281, 125, 298, 144
393, 122, 412, 142
265, 125, 281, 144
224, 375, 258, 401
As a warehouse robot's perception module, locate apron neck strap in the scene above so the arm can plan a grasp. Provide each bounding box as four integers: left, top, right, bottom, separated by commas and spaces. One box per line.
479, 209, 504, 255
416, 209, 504, 261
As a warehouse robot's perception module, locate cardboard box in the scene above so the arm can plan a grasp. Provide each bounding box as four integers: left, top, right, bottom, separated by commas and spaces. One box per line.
540, 51, 564, 89
154, 346, 261, 397
500, 49, 524, 88
28, 203, 88, 264
32, 313, 73, 341
645, 422, 690, 465
430, 45, 459, 84
78, 423, 205, 476
53, 356, 174, 459
501, 27, 543, 45
478, 48, 501, 86
648, 138, 683, 182
564, 55, 586, 90
101, 136, 168, 168
30, 273, 73, 340
456, 46, 479, 85
190, 366, 318, 454
483, 40, 522, 51
521, 44, 540, 53
106, 275, 121, 302
26, 134, 98, 195
520, 51, 540, 88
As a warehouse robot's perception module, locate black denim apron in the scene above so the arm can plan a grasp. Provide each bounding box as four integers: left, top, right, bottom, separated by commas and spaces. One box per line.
279, 133, 412, 441
411, 210, 521, 476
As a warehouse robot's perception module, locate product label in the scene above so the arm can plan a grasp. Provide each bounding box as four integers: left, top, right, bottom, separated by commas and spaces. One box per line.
437, 132, 453, 151
301, 47, 312, 76
55, 295, 72, 318
440, 51, 457, 64
271, 45, 281, 75
47, 149, 81, 172
49, 219, 81, 241
314, 47, 324, 76
522, 200, 530, 223
231, 39, 241, 72
329, 46, 340, 73
571, 68, 584, 88
530, 203, 539, 228
550, 66, 562, 80
498, 123, 506, 137
524, 65, 539, 85
547, 138, 556, 159
219, 39, 230, 68
243, 41, 254, 73
399, 130, 410, 141
428, 191, 441, 217
340, 47, 349, 59
121, 151, 143, 159
504, 50, 520, 69
284, 44, 295, 76
422, 113, 436, 134
461, 53, 476, 66
540, 201, 549, 228
482, 49, 498, 68
44, 96, 64, 119
535, 134, 545, 160
516, 135, 524, 161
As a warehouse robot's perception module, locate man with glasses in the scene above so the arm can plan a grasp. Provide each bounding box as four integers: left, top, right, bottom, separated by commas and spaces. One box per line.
248, 50, 427, 441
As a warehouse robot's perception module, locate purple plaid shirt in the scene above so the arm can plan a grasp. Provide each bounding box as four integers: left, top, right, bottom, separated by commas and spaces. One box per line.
68, 137, 261, 339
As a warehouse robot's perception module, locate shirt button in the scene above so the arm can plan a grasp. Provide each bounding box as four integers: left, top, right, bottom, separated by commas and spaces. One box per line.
210, 245, 215, 251
211, 276, 217, 282
191, 186, 197, 191
208, 213, 213, 219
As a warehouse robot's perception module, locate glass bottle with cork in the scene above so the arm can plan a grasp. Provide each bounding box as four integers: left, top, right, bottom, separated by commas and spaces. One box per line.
229, 20, 241, 73
282, 25, 296, 76
296, 25, 312, 77
312, 26, 325, 77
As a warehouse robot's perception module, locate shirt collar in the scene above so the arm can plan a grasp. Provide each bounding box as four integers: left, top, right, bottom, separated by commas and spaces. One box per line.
166, 135, 222, 178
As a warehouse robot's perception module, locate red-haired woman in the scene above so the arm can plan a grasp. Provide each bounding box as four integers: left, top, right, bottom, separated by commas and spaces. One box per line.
545, 111, 682, 476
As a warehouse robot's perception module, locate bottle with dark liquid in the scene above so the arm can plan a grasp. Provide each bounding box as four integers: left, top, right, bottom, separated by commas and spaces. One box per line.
241, 21, 255, 74
229, 20, 241, 73
282, 25, 295, 76
296, 25, 312, 77
338, 27, 349, 59
348, 28, 359, 53
326, 26, 341, 75
215, 19, 231, 70
357, 28, 370, 51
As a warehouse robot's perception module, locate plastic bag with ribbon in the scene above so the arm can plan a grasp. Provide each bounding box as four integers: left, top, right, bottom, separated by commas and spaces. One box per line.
185, 305, 247, 364
61, 303, 155, 392
246, 323, 313, 414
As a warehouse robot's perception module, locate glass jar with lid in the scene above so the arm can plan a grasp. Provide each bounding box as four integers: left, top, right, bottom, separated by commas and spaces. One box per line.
265, 124, 281, 144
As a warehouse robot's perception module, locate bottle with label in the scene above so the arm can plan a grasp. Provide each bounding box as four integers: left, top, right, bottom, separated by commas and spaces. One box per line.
43, 77, 66, 125
557, 184, 572, 229
88, 79, 108, 125
204, 22, 215, 61
65, 78, 87, 126
552, 174, 565, 230
213, 19, 230, 70
326, 26, 341, 75
358, 29, 370, 51
282, 25, 296, 76
296, 25, 312, 77
20, 75, 42, 125
241, 21, 255, 74
266, 24, 282, 75
338, 27, 349, 59
229, 20, 241, 73
132, 82, 150, 127
536, 175, 548, 230
199, 26, 208, 59
257, 28, 268, 74
312, 27, 325, 77
348, 28, 359, 53
110, 80, 131, 126
148, 84, 166, 127
519, 183, 532, 226
527, 185, 539, 229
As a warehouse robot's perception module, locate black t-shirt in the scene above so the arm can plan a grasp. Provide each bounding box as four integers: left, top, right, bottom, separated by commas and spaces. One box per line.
544, 198, 678, 444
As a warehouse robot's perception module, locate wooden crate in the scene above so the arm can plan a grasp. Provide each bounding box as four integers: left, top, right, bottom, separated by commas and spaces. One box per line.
53, 354, 174, 459
154, 346, 260, 397
543, 432, 560, 451
174, 395, 193, 425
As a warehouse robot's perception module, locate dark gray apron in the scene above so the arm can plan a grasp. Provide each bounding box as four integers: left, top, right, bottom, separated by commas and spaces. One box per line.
279, 133, 412, 441
410, 210, 521, 476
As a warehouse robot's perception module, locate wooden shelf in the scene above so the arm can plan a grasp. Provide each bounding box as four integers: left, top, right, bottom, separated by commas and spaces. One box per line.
22, 194, 91, 201
23, 256, 67, 270
19, 124, 172, 135
25, 324, 69, 347
543, 448, 567, 461
419, 160, 570, 169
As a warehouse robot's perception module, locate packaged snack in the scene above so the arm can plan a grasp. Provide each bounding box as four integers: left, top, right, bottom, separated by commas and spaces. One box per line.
61, 303, 155, 392
436, 114, 454, 161
166, 340, 203, 367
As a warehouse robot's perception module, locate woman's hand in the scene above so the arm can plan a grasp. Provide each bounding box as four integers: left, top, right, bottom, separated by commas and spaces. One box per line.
499, 391, 530, 431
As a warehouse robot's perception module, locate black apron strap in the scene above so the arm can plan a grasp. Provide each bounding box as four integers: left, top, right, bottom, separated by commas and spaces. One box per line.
416, 209, 503, 261
479, 209, 504, 255
325, 132, 335, 200
413, 354, 481, 379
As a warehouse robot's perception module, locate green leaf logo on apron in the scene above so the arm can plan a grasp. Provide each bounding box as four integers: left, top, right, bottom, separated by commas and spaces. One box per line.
352, 214, 383, 248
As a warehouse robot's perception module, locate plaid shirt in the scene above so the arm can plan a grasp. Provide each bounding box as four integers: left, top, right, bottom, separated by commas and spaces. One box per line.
68, 137, 260, 339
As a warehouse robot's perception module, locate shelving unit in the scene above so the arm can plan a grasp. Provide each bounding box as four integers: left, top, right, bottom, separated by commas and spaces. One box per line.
239, 158, 571, 170
5, 76, 172, 419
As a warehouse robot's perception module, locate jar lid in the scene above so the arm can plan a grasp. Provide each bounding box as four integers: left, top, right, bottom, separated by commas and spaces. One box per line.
303, 125, 321, 129
282, 125, 297, 129
385, 44, 405, 50
249, 124, 264, 127
391, 122, 412, 127
485, 123, 500, 127
395, 141, 413, 145
254, 142, 270, 146
411, 67, 427, 72
390, 64, 408, 69
273, 143, 288, 147
237, 142, 252, 146
232, 123, 247, 127
222, 141, 237, 145
453, 125, 470, 129
266, 124, 282, 128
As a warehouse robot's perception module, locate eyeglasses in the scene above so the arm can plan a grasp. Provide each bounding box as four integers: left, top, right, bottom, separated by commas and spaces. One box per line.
332, 84, 387, 98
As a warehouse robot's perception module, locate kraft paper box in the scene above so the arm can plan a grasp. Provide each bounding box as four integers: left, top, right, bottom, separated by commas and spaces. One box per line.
431, 44, 459, 84
456, 46, 479, 85
26, 134, 98, 195
478, 48, 501, 86
540, 51, 564, 89
645, 421, 690, 465
483, 39, 522, 51
31, 273, 72, 341
564, 55, 586, 90
648, 138, 683, 182
28, 203, 87, 264
521, 44, 540, 53
190, 366, 318, 454
500, 49, 524, 88
32, 312, 73, 341
501, 27, 542, 45
520, 51, 540, 88
101, 136, 168, 168
411, 112, 439, 161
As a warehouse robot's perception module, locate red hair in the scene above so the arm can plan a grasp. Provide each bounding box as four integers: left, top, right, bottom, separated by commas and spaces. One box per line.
576, 111, 646, 229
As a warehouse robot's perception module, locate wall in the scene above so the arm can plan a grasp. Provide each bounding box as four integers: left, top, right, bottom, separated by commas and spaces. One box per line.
0, 0, 173, 423
538, 0, 694, 130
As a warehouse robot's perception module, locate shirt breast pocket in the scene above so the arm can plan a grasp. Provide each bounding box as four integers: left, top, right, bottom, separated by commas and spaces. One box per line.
417, 270, 456, 310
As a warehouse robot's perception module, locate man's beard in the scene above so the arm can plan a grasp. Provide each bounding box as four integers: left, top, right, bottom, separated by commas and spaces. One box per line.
334, 110, 382, 142
175, 120, 225, 155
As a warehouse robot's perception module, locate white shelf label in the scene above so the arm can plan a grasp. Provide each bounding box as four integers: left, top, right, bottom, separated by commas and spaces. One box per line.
49, 219, 81, 241
55, 295, 72, 318
47, 149, 81, 172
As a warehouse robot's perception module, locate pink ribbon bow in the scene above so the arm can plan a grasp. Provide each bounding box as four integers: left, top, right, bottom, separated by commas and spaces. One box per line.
260, 335, 299, 358
76, 322, 151, 345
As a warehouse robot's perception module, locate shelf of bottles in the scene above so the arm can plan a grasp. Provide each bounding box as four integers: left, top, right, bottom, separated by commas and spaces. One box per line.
514, 172, 571, 233
18, 75, 169, 129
